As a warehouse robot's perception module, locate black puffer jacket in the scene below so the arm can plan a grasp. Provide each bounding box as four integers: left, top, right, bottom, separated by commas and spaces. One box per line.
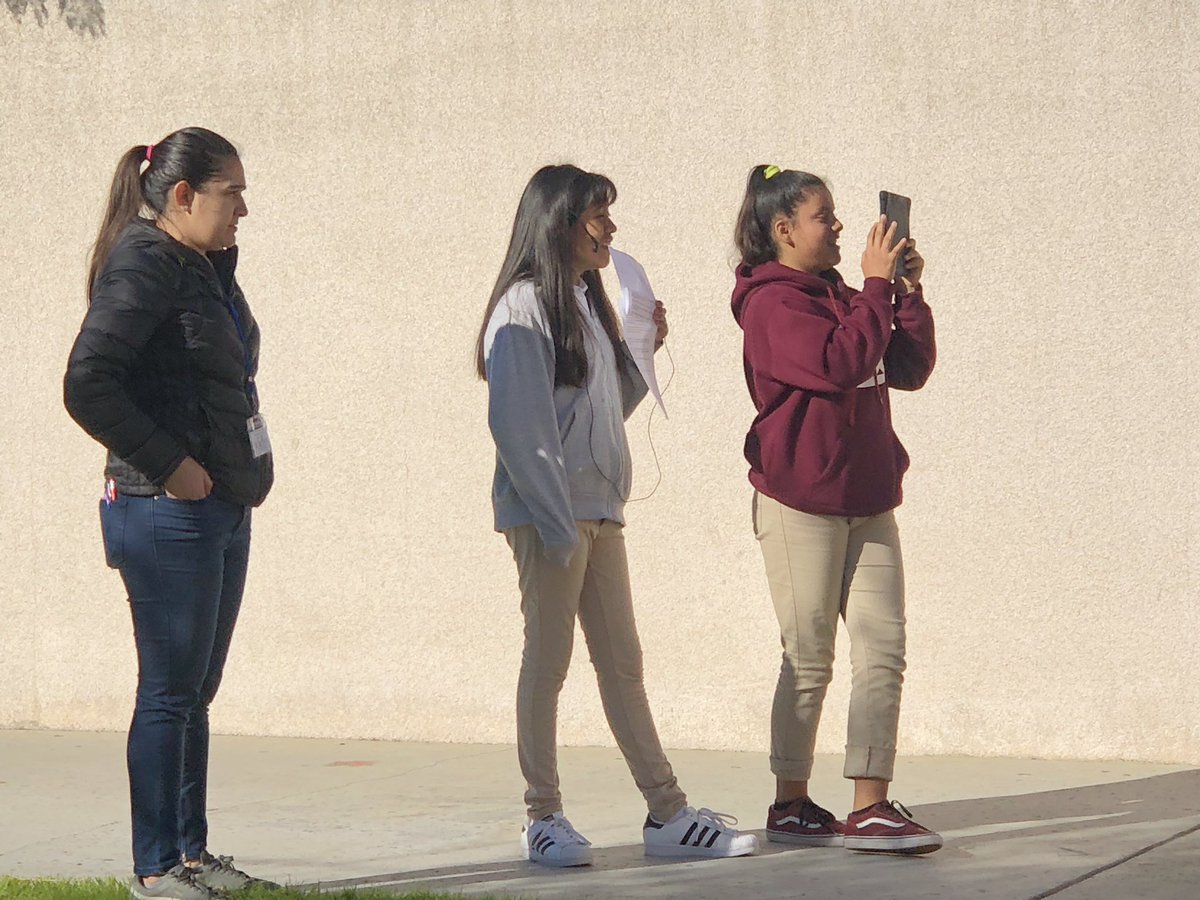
64, 220, 273, 507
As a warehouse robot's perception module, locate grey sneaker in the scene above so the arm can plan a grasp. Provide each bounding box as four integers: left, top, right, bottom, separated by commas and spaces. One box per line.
190, 851, 281, 892
129, 864, 217, 900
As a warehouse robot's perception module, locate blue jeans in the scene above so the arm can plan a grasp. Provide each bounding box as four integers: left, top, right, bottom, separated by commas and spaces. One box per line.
100, 494, 252, 876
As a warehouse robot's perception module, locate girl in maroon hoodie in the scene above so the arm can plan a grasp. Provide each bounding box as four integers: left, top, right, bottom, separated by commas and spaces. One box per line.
731, 165, 940, 854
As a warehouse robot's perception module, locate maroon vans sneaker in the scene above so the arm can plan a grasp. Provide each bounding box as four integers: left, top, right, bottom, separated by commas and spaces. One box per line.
844, 800, 942, 854
765, 797, 844, 846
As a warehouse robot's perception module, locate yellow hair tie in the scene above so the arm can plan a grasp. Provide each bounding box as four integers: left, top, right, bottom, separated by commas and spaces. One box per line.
763, 165, 781, 180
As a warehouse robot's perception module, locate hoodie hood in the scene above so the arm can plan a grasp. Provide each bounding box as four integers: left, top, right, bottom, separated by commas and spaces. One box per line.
732, 260, 845, 327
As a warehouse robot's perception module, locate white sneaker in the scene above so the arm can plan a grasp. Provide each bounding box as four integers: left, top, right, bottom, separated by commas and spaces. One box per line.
643, 806, 759, 858
520, 812, 594, 867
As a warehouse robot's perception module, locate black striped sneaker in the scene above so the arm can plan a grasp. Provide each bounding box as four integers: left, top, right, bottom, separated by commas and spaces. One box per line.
520, 812, 594, 867
643, 806, 759, 858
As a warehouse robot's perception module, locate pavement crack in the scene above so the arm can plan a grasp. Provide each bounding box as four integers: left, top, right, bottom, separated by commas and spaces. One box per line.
1027, 819, 1200, 899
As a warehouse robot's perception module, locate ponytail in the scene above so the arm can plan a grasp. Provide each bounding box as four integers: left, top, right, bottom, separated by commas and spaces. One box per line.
86, 145, 149, 300
734, 164, 826, 267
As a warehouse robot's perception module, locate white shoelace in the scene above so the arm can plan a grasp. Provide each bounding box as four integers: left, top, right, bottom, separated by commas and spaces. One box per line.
693, 807, 740, 833
541, 813, 592, 846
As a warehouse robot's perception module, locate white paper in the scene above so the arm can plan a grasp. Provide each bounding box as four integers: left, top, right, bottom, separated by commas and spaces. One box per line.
609, 247, 667, 417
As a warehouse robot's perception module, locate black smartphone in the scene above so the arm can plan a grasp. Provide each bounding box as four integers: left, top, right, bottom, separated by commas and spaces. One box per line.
879, 191, 911, 278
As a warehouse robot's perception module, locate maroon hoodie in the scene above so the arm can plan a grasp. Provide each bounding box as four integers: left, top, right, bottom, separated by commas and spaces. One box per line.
731, 261, 936, 518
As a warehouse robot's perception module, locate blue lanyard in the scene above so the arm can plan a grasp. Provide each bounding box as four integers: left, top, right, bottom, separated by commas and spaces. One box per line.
221, 297, 256, 400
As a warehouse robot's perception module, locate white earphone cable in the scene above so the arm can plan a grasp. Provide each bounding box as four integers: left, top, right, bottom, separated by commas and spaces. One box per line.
583, 340, 675, 504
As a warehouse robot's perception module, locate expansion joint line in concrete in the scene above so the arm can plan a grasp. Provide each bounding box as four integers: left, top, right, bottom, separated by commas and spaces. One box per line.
1028, 819, 1200, 900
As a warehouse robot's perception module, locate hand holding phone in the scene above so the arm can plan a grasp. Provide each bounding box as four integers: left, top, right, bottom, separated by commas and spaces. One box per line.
899, 239, 924, 291
879, 191, 911, 279
862, 217, 903, 281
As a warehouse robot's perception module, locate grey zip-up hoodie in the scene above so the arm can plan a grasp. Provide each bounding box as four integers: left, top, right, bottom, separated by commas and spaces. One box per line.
484, 280, 648, 566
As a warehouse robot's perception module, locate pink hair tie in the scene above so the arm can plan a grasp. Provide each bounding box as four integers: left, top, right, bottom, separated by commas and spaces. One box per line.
145, 144, 154, 162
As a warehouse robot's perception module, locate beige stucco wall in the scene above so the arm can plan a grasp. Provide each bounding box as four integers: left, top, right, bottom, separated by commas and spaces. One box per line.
1, 1, 1197, 765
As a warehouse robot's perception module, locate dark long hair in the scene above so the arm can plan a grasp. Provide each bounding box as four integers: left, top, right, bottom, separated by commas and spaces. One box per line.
87, 127, 238, 299
475, 165, 623, 387
734, 164, 827, 267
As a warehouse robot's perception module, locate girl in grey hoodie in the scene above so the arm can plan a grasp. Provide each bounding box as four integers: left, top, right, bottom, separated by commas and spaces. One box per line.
475, 164, 758, 868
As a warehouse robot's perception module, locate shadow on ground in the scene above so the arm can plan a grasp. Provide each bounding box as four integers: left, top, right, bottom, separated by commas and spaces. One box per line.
298, 769, 1200, 898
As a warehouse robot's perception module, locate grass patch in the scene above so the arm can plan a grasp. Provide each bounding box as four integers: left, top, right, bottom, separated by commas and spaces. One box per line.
0, 878, 502, 899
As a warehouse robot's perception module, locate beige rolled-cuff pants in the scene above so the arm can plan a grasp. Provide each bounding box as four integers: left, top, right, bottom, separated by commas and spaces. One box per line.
506, 520, 687, 822
753, 491, 907, 782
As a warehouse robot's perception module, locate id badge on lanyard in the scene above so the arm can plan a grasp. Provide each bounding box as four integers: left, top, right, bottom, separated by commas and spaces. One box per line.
224, 297, 272, 459
247, 413, 271, 458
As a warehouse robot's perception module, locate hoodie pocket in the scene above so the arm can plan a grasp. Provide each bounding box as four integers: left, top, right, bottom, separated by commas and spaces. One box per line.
812, 437, 849, 486
557, 396, 592, 476
782, 394, 849, 487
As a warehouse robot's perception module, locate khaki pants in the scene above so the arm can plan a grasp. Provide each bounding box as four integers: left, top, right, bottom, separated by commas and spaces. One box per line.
753, 492, 907, 782
506, 520, 687, 822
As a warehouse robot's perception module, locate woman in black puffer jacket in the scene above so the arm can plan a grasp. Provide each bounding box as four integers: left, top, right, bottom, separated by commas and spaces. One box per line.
64, 127, 276, 900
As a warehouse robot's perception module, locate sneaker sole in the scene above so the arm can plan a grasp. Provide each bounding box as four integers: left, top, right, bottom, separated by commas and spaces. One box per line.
521, 836, 593, 868
526, 853, 594, 867
844, 835, 943, 855
128, 878, 217, 899
644, 840, 759, 859
765, 829, 844, 847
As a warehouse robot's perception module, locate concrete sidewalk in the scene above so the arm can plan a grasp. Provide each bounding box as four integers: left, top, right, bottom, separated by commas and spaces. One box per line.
0, 730, 1196, 899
